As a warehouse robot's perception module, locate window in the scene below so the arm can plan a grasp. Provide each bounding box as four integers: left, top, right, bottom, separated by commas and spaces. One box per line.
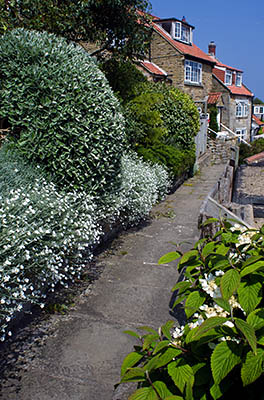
255, 106, 260, 114
173, 22, 192, 44
260, 106, 264, 114
185, 60, 202, 84
236, 72, 242, 86
225, 70, 232, 85
175, 22, 181, 39
236, 101, 249, 117
236, 128, 247, 142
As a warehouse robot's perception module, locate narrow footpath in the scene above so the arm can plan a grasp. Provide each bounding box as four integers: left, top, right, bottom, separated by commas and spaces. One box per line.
0, 162, 225, 400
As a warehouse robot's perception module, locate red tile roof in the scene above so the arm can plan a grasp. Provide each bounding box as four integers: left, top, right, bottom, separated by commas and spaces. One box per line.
246, 152, 264, 164
213, 67, 225, 82
152, 23, 215, 64
208, 92, 222, 104
213, 60, 243, 73
140, 60, 167, 76
253, 115, 264, 126
228, 84, 253, 96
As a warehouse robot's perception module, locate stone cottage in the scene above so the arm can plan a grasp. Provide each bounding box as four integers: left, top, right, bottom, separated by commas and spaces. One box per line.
208, 41, 253, 141
141, 16, 216, 111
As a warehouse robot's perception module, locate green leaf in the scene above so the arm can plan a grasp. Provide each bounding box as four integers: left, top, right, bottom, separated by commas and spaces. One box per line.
211, 341, 242, 384
213, 297, 231, 313
161, 320, 175, 341
202, 242, 216, 258
172, 280, 191, 294
155, 347, 182, 369
158, 251, 181, 265
168, 359, 194, 393
124, 330, 141, 339
179, 250, 199, 267
247, 308, 264, 330
242, 255, 264, 268
220, 269, 240, 300
215, 243, 230, 256
241, 349, 264, 386
185, 291, 205, 319
235, 318, 257, 354
121, 367, 146, 383
202, 218, 219, 227
121, 352, 144, 376
240, 261, 264, 277
128, 387, 158, 400
193, 317, 228, 340
138, 326, 158, 335
153, 340, 170, 355
237, 279, 262, 315
143, 334, 159, 351
164, 397, 184, 400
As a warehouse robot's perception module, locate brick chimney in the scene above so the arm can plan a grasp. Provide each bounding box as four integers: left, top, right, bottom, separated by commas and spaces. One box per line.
208, 41, 216, 57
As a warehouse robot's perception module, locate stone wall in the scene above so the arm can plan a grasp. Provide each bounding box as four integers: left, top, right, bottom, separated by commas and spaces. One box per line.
150, 31, 213, 101
207, 137, 237, 164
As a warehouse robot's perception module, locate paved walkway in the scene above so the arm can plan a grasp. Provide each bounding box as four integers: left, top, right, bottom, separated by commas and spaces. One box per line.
0, 163, 225, 400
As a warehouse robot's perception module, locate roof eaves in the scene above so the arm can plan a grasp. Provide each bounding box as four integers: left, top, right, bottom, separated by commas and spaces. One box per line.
152, 24, 184, 55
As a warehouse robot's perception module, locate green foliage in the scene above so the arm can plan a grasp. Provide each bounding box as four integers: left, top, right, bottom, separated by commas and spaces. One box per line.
239, 138, 264, 164
119, 220, 264, 399
100, 59, 147, 102
253, 97, 264, 105
0, 28, 126, 194
132, 82, 200, 150
208, 105, 219, 133
137, 144, 195, 179
0, 0, 152, 59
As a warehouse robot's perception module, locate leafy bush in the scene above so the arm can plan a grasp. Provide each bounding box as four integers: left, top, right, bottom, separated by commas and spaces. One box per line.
0, 28, 125, 194
239, 138, 264, 164
119, 220, 264, 399
100, 59, 147, 103
208, 105, 219, 133
137, 144, 195, 179
131, 82, 200, 150
0, 148, 101, 342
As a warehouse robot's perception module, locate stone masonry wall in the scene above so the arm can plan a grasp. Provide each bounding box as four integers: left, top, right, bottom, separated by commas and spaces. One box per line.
207, 137, 237, 164
212, 76, 230, 128
150, 31, 213, 101
229, 95, 252, 140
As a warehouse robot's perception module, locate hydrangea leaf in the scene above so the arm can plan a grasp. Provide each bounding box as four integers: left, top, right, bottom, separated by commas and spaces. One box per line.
211, 341, 242, 384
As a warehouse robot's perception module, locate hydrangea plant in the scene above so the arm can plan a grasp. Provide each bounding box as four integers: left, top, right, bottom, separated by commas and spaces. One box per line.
118, 220, 264, 399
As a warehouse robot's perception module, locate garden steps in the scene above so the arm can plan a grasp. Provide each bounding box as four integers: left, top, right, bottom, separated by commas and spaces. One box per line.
0, 162, 226, 400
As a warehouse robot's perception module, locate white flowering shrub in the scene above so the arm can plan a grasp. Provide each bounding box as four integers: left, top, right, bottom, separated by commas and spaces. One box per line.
0, 149, 170, 342
0, 28, 125, 195
0, 149, 101, 342
119, 220, 264, 399
98, 152, 170, 226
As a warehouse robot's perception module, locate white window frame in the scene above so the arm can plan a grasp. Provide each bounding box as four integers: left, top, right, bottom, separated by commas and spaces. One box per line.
260, 106, 264, 114
225, 70, 232, 86
236, 128, 247, 142
236, 101, 249, 118
184, 60, 202, 84
236, 72, 242, 87
173, 22, 192, 44
254, 106, 260, 114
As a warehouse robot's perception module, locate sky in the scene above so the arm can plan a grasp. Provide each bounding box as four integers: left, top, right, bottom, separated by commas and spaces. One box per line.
149, 0, 264, 100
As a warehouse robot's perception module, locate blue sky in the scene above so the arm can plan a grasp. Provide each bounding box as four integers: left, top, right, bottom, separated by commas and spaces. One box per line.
149, 0, 264, 100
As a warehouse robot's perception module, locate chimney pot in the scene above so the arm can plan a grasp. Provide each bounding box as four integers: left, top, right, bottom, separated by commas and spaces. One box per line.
208, 41, 216, 57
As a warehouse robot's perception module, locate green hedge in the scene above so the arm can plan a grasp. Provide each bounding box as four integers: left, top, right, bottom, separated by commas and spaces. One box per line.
0, 29, 126, 194
239, 138, 264, 164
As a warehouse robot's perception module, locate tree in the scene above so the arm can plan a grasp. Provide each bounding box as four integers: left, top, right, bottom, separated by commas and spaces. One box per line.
253, 97, 264, 104
0, 0, 152, 59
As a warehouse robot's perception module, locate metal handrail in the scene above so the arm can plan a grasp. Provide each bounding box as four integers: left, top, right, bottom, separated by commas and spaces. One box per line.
220, 123, 251, 147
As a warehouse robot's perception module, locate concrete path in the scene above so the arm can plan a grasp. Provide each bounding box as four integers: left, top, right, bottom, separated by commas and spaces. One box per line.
0, 163, 225, 400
